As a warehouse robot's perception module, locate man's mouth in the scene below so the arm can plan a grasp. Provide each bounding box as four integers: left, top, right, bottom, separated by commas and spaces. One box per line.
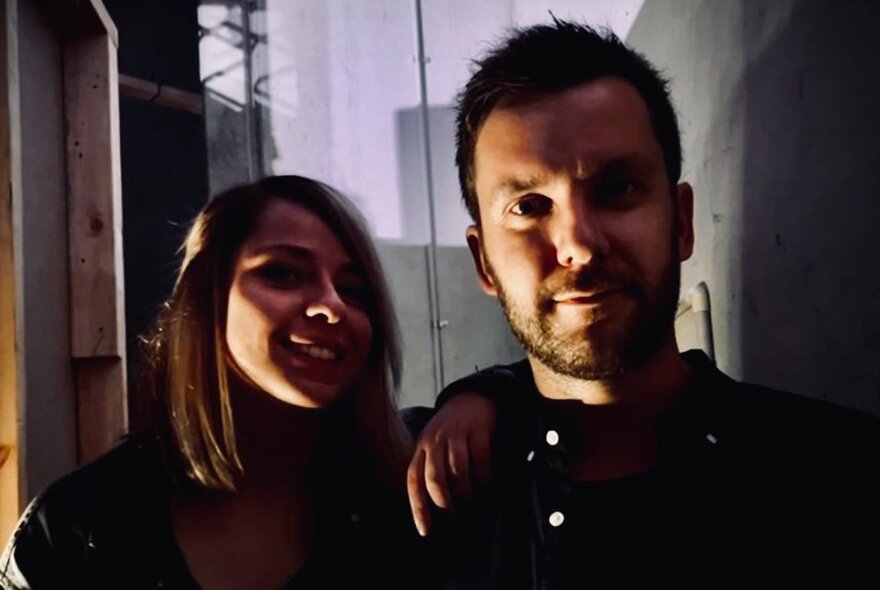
553, 288, 622, 304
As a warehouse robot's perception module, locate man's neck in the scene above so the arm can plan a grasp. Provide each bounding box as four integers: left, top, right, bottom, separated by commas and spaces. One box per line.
529, 337, 692, 481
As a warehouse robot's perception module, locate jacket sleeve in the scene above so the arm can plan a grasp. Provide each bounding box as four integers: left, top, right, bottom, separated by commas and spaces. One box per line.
435, 359, 529, 411
1, 496, 53, 589
0, 491, 86, 590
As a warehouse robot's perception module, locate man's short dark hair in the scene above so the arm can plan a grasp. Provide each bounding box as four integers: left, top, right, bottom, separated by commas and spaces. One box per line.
455, 19, 682, 223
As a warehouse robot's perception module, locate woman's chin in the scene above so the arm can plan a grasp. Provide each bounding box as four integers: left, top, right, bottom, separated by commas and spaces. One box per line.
270, 378, 351, 410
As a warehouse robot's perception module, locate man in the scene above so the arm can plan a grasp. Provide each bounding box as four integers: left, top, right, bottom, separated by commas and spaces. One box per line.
407, 20, 879, 587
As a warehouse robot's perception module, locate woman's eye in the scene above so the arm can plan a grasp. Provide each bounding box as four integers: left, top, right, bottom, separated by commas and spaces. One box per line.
510, 194, 552, 217
337, 283, 368, 305
257, 265, 300, 286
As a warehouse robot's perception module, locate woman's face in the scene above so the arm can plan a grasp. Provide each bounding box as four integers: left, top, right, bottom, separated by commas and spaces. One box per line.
225, 198, 373, 408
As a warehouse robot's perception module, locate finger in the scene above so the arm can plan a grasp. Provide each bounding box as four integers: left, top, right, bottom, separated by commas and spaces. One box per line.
470, 430, 492, 486
425, 439, 453, 510
406, 448, 431, 536
448, 435, 473, 501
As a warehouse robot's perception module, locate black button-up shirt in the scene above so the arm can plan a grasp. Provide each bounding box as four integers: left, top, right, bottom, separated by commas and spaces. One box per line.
427, 351, 880, 589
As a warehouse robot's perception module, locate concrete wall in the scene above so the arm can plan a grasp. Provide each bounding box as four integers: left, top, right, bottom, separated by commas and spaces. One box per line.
628, 0, 880, 415
376, 242, 522, 408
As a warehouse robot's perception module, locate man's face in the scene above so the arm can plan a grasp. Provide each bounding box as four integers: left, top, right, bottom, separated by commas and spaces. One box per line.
467, 77, 694, 380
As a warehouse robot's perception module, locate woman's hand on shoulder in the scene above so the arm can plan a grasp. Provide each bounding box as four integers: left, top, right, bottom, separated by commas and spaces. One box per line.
406, 393, 498, 536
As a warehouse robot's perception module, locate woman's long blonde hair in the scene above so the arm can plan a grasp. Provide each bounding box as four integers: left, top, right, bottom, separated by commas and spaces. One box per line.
141, 176, 410, 491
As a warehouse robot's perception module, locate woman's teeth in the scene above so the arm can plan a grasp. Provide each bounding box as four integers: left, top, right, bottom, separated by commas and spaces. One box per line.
291, 342, 339, 361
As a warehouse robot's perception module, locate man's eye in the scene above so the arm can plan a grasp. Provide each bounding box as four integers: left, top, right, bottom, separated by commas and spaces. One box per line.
597, 177, 636, 200
510, 194, 552, 217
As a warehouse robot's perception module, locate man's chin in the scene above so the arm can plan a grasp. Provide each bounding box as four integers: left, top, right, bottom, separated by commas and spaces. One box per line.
534, 348, 630, 381
532, 326, 636, 379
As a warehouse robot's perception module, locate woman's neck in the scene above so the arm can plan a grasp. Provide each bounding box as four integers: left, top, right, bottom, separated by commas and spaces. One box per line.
230, 381, 324, 491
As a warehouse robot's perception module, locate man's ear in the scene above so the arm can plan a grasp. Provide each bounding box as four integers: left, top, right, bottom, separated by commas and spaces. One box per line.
466, 225, 497, 297
675, 182, 695, 262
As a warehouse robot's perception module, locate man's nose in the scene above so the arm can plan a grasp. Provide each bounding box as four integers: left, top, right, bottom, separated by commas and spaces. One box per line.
553, 199, 610, 267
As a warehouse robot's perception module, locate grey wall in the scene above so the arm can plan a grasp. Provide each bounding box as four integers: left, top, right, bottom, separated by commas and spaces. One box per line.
628, 0, 880, 415
15, 0, 78, 498
377, 242, 523, 408
436, 246, 523, 386
388, 105, 524, 408
396, 106, 474, 247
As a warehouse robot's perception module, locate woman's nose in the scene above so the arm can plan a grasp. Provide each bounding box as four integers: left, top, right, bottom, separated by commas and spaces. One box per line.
304, 284, 345, 324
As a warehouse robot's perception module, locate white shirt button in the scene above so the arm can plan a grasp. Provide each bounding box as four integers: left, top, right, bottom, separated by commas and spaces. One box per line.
545, 430, 560, 446
549, 511, 565, 527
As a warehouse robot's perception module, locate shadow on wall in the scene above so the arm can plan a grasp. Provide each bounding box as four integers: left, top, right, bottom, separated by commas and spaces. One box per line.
737, 0, 880, 414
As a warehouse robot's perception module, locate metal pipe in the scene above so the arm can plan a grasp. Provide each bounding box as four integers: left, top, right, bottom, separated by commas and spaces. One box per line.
414, 0, 445, 392
689, 282, 715, 362
240, 0, 259, 180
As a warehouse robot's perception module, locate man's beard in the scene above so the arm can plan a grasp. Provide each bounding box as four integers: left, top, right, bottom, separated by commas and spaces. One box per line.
488, 252, 681, 381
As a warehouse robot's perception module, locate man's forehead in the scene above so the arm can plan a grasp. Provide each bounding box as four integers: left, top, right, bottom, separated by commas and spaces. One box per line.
473, 78, 663, 195
480, 79, 654, 144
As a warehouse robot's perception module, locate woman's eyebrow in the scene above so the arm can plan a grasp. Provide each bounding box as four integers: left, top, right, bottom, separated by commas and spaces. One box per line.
250, 243, 315, 260
249, 243, 360, 277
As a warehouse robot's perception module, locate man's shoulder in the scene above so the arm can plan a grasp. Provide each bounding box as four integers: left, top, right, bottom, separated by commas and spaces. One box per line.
720, 375, 878, 438
685, 350, 878, 435
400, 359, 533, 441
400, 406, 435, 440
699, 366, 879, 470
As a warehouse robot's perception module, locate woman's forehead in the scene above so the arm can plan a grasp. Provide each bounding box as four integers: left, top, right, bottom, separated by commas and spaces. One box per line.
243, 199, 354, 266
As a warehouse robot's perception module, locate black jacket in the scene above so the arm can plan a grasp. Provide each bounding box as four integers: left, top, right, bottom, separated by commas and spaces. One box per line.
418, 351, 880, 588
0, 431, 427, 589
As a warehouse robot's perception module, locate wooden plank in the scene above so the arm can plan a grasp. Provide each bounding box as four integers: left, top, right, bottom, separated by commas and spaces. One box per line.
42, 0, 118, 46
64, 34, 125, 360
74, 357, 127, 462
119, 73, 204, 115
0, 0, 22, 541
63, 31, 127, 461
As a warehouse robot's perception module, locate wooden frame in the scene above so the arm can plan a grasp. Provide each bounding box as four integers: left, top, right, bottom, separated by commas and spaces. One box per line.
59, 0, 127, 463
1, 0, 23, 543
1, 0, 125, 540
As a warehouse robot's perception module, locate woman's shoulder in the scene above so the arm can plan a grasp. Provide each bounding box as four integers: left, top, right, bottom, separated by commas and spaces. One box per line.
1, 431, 178, 588
37, 430, 171, 514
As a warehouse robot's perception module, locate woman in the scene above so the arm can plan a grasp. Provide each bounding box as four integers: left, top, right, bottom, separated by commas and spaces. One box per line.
1, 176, 424, 589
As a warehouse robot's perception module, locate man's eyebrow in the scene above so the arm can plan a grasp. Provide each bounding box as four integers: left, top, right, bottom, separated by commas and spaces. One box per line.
594, 153, 656, 176
489, 153, 656, 200
491, 174, 551, 201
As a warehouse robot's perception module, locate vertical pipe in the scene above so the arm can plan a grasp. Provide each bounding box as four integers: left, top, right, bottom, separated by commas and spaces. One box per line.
689, 282, 715, 362
240, 0, 258, 180
414, 0, 445, 392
